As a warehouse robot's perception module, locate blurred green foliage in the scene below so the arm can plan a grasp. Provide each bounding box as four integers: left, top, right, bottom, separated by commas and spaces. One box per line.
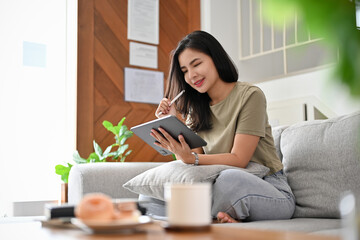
55, 117, 133, 183
262, 0, 360, 97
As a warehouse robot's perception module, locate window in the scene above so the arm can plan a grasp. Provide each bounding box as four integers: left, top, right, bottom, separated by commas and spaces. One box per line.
0, 0, 77, 217
239, 0, 337, 82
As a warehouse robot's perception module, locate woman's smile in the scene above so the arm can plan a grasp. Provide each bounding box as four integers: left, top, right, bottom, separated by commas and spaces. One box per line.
194, 78, 205, 87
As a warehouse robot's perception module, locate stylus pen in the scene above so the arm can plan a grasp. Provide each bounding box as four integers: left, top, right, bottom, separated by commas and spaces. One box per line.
157, 90, 185, 116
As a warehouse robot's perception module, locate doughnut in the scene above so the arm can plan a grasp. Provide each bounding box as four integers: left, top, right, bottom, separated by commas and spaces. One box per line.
113, 201, 140, 220
75, 193, 114, 221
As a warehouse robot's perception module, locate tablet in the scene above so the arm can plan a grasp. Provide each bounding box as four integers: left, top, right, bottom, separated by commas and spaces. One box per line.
130, 115, 207, 156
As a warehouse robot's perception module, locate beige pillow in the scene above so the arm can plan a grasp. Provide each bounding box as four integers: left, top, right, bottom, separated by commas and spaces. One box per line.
123, 160, 270, 201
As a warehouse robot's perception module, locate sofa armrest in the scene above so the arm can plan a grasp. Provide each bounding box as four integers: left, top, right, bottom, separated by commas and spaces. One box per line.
68, 162, 163, 204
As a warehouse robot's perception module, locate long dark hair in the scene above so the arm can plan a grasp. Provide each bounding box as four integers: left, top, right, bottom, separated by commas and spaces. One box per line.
165, 30, 238, 132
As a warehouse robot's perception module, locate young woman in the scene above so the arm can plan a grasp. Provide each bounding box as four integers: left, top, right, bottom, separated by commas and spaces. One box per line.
151, 30, 295, 223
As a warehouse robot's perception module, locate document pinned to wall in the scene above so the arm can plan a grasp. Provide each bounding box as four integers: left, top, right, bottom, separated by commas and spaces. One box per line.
124, 67, 163, 104
128, 0, 159, 45
129, 42, 158, 69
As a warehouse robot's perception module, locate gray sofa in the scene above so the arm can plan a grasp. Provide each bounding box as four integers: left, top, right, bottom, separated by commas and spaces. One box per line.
68, 111, 360, 236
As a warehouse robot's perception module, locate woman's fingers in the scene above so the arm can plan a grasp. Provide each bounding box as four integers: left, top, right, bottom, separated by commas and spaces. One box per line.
151, 128, 192, 162
150, 129, 173, 151
155, 99, 171, 118
157, 128, 176, 143
152, 128, 179, 151
178, 134, 190, 150
150, 129, 165, 142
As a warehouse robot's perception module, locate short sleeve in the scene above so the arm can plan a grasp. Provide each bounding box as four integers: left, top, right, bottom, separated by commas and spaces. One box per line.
235, 87, 267, 137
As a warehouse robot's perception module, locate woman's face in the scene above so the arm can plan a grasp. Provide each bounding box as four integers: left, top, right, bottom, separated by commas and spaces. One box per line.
178, 48, 221, 94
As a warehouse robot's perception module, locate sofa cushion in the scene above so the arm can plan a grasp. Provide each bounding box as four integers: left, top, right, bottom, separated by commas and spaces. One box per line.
68, 162, 162, 204
271, 125, 288, 162
123, 160, 269, 201
281, 111, 360, 218
212, 218, 341, 234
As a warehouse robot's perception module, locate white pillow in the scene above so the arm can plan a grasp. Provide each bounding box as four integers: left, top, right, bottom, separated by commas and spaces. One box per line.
123, 160, 270, 201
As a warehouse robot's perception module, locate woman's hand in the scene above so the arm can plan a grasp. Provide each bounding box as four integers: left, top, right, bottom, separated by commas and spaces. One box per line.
155, 98, 176, 118
150, 127, 194, 164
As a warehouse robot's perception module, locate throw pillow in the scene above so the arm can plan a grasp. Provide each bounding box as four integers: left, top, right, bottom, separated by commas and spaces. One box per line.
281, 111, 360, 218
271, 125, 288, 162
122, 160, 270, 201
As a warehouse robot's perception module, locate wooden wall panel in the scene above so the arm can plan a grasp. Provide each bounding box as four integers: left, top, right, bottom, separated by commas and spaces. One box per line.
77, 0, 200, 162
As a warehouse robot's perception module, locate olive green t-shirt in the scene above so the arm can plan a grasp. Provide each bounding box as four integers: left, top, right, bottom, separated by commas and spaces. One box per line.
197, 82, 283, 174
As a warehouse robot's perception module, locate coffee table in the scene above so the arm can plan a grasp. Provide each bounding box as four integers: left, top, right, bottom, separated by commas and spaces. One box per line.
0, 218, 340, 240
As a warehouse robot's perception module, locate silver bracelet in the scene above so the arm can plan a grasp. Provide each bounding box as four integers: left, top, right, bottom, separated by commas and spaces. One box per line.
191, 152, 199, 166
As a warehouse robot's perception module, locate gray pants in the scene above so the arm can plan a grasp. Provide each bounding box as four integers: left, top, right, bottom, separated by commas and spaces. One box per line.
212, 169, 295, 221
139, 169, 295, 221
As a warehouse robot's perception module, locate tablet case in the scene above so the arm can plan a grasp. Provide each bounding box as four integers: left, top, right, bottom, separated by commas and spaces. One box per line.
130, 115, 207, 156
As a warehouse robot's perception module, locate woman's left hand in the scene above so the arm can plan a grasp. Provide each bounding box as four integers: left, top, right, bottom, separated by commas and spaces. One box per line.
150, 127, 194, 164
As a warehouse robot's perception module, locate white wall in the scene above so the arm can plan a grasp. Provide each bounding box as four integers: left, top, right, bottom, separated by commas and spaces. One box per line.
0, 0, 77, 217
201, 0, 359, 116
256, 68, 360, 116
201, 0, 240, 66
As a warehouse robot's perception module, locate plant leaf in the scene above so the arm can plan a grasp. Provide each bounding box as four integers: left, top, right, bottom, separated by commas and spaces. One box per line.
115, 135, 120, 145
55, 165, 67, 175
120, 150, 132, 162
102, 120, 113, 129
117, 144, 129, 155
124, 149, 132, 157
119, 125, 128, 137
87, 152, 101, 163
120, 130, 133, 145
103, 145, 112, 156
111, 143, 119, 148
73, 151, 87, 164
93, 140, 103, 157
114, 127, 120, 136
103, 120, 117, 135
112, 145, 128, 160
117, 117, 126, 128
106, 151, 116, 157
55, 163, 73, 183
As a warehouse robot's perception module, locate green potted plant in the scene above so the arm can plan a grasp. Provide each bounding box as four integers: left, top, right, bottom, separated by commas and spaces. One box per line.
55, 117, 133, 201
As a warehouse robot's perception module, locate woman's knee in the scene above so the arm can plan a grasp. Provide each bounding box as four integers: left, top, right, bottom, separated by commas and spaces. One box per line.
211, 169, 261, 217
213, 169, 264, 196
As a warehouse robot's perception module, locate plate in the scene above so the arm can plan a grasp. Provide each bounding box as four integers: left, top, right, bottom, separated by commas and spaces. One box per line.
71, 216, 152, 233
